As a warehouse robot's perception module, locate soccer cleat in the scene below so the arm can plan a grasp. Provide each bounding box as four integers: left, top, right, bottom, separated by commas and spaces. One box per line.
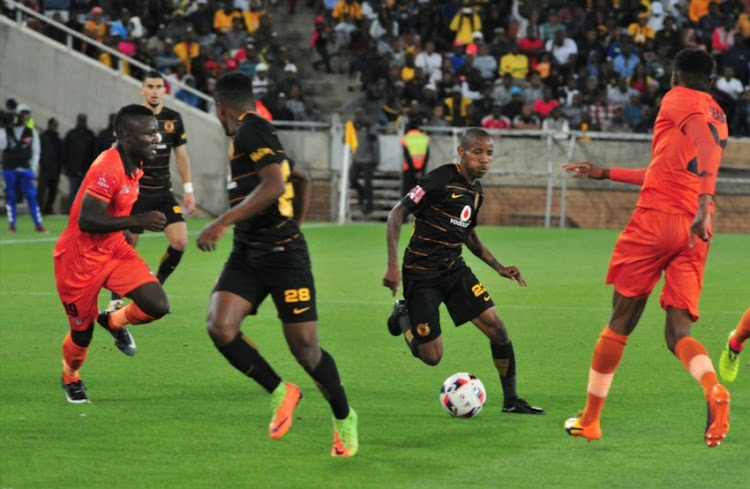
107, 299, 124, 312
331, 408, 359, 457
8, 225, 16, 232
502, 397, 545, 415
387, 300, 409, 336
719, 330, 741, 383
705, 384, 730, 447
97, 310, 136, 356
269, 382, 302, 440
35, 226, 48, 233
564, 415, 601, 441
61, 377, 90, 404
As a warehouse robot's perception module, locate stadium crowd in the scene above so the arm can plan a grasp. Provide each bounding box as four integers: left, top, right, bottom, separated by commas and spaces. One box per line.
3, 0, 750, 135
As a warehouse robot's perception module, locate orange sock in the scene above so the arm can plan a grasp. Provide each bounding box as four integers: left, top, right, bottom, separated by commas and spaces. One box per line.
674, 336, 718, 399
731, 308, 750, 348
62, 332, 88, 384
581, 325, 628, 425
109, 302, 156, 329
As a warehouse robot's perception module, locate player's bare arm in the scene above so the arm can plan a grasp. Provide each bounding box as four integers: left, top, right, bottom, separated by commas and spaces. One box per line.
174, 145, 196, 215
197, 163, 286, 251
289, 162, 311, 226
79, 194, 166, 233
383, 202, 408, 295
562, 162, 609, 180
466, 229, 527, 287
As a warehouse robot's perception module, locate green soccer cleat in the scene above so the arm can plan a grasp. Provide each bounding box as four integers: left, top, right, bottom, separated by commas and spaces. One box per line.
331, 408, 359, 457
719, 330, 741, 383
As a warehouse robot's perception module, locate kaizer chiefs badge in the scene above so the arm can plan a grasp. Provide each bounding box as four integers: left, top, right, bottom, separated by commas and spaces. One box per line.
416, 323, 430, 337
164, 120, 175, 133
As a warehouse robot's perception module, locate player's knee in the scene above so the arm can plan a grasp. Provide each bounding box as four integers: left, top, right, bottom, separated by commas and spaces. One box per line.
205, 314, 236, 346
171, 236, 188, 251
290, 341, 320, 371
420, 351, 442, 366
70, 323, 94, 347
143, 296, 170, 319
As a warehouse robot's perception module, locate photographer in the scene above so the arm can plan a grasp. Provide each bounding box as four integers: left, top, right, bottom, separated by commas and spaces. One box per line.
0, 105, 45, 232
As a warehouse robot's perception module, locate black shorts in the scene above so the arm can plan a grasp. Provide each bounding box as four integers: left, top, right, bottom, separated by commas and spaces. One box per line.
130, 190, 184, 234
213, 242, 317, 323
403, 265, 494, 343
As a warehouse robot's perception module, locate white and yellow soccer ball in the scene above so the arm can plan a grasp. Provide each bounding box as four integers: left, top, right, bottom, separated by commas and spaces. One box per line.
439, 372, 487, 418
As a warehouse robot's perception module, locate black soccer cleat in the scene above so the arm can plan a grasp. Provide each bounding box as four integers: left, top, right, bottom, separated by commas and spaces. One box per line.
61, 377, 90, 404
387, 300, 409, 336
97, 310, 137, 356
502, 397, 546, 415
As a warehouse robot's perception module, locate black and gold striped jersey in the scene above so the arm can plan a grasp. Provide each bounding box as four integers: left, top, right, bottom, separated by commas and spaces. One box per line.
228, 111, 302, 249
401, 163, 483, 280
139, 106, 187, 193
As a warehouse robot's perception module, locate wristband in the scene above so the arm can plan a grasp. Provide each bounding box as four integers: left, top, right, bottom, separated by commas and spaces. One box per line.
183, 182, 194, 193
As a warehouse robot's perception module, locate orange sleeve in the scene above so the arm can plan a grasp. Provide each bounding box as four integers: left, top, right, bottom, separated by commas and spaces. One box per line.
610, 167, 647, 185
683, 118, 723, 195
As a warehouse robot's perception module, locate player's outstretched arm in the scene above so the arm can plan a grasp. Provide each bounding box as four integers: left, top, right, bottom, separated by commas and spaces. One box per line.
79, 194, 166, 233
563, 161, 647, 185
465, 229, 527, 287
383, 202, 407, 296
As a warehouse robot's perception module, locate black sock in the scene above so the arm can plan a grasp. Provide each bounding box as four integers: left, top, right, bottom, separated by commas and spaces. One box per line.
156, 246, 184, 284
217, 333, 282, 393
491, 341, 517, 402
306, 349, 350, 419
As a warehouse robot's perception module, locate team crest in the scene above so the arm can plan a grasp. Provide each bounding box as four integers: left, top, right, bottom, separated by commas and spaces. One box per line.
164, 120, 175, 133
416, 323, 430, 337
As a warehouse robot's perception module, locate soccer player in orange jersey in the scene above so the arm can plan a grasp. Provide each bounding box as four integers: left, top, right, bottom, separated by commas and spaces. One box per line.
55, 105, 170, 403
562, 48, 730, 447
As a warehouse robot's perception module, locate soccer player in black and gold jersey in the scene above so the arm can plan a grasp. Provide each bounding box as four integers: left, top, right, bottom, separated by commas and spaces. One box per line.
196, 71, 358, 457
383, 128, 545, 415
109, 70, 195, 312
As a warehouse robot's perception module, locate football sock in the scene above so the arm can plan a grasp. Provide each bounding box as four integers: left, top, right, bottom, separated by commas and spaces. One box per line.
217, 332, 282, 393
674, 336, 718, 399
156, 246, 184, 284
491, 341, 517, 400
731, 308, 750, 350
306, 349, 350, 419
581, 325, 628, 425
403, 329, 421, 358
62, 332, 88, 384
109, 302, 157, 328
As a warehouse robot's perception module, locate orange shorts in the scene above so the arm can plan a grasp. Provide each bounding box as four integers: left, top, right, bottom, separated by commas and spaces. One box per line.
606, 207, 710, 321
54, 244, 158, 331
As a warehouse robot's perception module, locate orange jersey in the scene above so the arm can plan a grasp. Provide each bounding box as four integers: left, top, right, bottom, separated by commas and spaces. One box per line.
638, 86, 727, 216
53, 147, 142, 267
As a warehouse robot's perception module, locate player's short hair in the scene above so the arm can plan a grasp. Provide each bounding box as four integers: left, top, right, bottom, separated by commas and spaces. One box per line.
143, 70, 164, 83
460, 127, 490, 148
214, 71, 255, 108
674, 48, 714, 89
114, 104, 154, 135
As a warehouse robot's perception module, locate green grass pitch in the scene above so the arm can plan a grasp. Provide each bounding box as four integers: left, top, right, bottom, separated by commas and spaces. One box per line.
1, 218, 749, 488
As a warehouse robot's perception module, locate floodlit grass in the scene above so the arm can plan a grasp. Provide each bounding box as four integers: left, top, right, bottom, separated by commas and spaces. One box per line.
1, 217, 749, 488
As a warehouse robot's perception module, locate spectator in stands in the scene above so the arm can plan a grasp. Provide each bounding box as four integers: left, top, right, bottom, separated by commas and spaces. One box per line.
370, 5, 399, 55
712, 17, 737, 57
94, 113, 116, 156
442, 86, 471, 127
279, 63, 302, 96
608, 77, 639, 106
492, 73, 515, 106
627, 12, 655, 48
449, 41, 466, 73
174, 27, 200, 75
696, 1, 724, 48
252, 62, 270, 97
62, 113, 95, 205
532, 87, 560, 120
242, 1, 264, 34
488, 26, 511, 59
176, 75, 202, 108
608, 105, 630, 132
503, 86, 525, 120
214, 1, 241, 34
522, 71, 544, 105
43, 12, 67, 44
225, 16, 248, 53
654, 15, 682, 57
110, 8, 130, 40
426, 104, 450, 128
298, 98, 323, 123
310, 15, 333, 74
81, 6, 107, 57
473, 43, 497, 83
260, 32, 289, 79
481, 101, 511, 130
234, 41, 260, 75
567, 6, 594, 42
167, 9, 191, 42
284, 85, 305, 120
717, 66, 744, 100
623, 93, 643, 128
518, 24, 545, 67
512, 104, 541, 129
647, 1, 667, 33
37, 117, 62, 215
190, 0, 214, 35
723, 34, 750, 86
542, 106, 570, 137
540, 9, 565, 43
547, 29, 578, 70
587, 92, 616, 131
415, 40, 442, 82
348, 107, 378, 214
333, 0, 362, 24
731, 85, 750, 136
499, 42, 529, 82
612, 41, 641, 79
146, 23, 168, 54
449, 5, 481, 47
562, 92, 585, 128
271, 92, 295, 120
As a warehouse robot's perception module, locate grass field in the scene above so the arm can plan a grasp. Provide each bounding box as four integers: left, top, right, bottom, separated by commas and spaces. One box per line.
1, 217, 749, 489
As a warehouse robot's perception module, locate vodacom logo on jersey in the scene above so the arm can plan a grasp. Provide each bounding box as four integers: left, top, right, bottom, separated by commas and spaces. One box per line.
450, 205, 472, 228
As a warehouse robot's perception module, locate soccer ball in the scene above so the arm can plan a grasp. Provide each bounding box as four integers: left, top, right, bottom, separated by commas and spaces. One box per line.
439, 372, 487, 418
